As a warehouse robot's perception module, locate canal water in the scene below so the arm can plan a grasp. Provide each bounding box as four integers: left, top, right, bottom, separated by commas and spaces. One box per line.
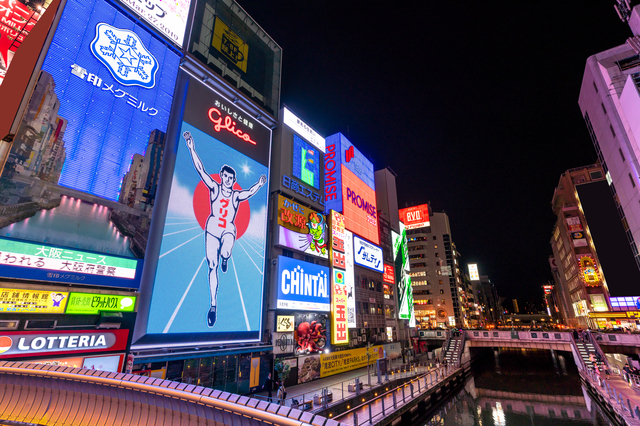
415, 348, 614, 425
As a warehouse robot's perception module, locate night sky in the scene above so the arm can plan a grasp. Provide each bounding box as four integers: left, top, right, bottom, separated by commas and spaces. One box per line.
238, 2, 632, 303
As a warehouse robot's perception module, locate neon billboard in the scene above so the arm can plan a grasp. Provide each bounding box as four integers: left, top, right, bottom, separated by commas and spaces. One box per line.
399, 204, 430, 230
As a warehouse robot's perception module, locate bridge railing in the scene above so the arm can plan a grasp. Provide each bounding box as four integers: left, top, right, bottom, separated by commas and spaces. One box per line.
0, 361, 339, 426
594, 332, 640, 346
464, 330, 572, 343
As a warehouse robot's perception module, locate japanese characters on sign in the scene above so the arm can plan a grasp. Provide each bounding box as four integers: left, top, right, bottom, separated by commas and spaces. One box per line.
276, 315, 295, 332
277, 195, 328, 259
0, 288, 68, 314
277, 256, 330, 312
283, 108, 325, 153
0, 0, 43, 85
118, 0, 191, 46
353, 235, 383, 273
65, 293, 136, 315
468, 264, 480, 281
212, 17, 248, 72
283, 175, 324, 205
383, 264, 395, 284
330, 211, 349, 344
393, 222, 414, 327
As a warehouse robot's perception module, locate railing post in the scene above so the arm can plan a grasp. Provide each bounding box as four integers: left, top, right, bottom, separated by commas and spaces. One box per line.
382, 397, 385, 416
342, 381, 344, 401
418, 379, 421, 393
393, 391, 397, 409
402, 385, 405, 402
353, 412, 358, 426
369, 402, 372, 422
411, 382, 414, 398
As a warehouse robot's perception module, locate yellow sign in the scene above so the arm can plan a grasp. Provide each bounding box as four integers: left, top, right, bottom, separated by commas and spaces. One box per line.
0, 288, 68, 314
320, 345, 383, 378
212, 17, 249, 73
276, 315, 295, 332
250, 358, 260, 388
329, 211, 349, 345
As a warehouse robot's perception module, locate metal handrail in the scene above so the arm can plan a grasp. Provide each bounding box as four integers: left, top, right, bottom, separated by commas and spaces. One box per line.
582, 365, 640, 425
0, 363, 318, 426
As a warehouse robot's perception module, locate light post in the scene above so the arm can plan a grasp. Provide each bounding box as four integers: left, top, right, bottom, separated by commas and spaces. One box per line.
366, 341, 371, 388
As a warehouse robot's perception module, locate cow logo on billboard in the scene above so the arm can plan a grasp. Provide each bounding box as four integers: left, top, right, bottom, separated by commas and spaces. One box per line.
182, 131, 267, 327
91, 23, 159, 88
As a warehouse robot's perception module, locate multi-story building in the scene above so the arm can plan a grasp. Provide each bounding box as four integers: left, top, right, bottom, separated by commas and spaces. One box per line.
405, 210, 466, 328
578, 2, 640, 273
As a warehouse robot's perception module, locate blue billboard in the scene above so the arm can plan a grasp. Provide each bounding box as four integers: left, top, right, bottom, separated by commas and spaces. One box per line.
324, 133, 375, 214
0, 0, 179, 288
277, 256, 330, 312
143, 78, 271, 344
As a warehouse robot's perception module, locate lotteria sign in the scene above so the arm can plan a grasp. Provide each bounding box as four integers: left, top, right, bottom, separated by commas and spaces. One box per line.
324, 133, 378, 244
0, 329, 128, 358
399, 204, 430, 230
277, 256, 330, 311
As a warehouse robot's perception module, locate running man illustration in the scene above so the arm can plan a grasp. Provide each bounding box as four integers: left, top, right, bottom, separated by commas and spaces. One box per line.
183, 131, 267, 327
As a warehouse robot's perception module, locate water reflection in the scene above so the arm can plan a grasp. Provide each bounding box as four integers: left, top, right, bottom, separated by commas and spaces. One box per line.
416, 348, 614, 425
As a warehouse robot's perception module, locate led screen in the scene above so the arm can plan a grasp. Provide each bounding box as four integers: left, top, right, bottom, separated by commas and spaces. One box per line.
277, 195, 327, 259
393, 222, 413, 326
468, 264, 480, 281
353, 235, 383, 273
341, 166, 379, 244
283, 108, 325, 152
0, 0, 179, 288
145, 79, 271, 343
118, 0, 191, 47
293, 134, 320, 189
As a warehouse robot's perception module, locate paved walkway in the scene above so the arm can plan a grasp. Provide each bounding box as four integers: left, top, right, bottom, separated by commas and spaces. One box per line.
338, 366, 458, 425
583, 367, 640, 425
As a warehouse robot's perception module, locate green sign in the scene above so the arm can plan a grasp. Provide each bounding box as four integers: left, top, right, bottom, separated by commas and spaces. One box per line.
65, 292, 136, 314
393, 222, 414, 327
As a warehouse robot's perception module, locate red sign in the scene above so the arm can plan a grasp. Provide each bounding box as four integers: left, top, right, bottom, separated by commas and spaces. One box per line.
0, 329, 129, 358
341, 166, 379, 244
0, 0, 42, 85
208, 108, 256, 145
399, 204, 430, 230
383, 264, 395, 284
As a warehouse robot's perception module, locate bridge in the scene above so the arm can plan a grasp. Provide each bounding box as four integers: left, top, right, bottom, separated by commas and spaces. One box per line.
0, 361, 339, 426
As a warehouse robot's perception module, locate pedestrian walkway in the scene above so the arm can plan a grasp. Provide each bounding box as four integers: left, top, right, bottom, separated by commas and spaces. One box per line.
254, 355, 432, 409
337, 365, 459, 425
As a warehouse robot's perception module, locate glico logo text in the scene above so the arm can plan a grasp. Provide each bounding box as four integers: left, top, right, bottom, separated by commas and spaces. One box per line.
346, 188, 375, 217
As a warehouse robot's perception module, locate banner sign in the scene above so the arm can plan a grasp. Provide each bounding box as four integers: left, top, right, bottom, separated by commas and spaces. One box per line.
353, 235, 383, 273
294, 312, 328, 355
119, 0, 191, 46
283, 108, 325, 153
399, 204, 430, 230
276, 315, 295, 332
0, 288, 68, 314
0, 329, 128, 358
330, 211, 348, 344
277, 256, 330, 311
393, 222, 414, 327
320, 345, 383, 378
65, 293, 136, 315
277, 195, 328, 258
344, 229, 356, 328
383, 264, 394, 284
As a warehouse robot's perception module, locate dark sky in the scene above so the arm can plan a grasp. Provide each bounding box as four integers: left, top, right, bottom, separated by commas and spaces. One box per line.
237, 2, 632, 303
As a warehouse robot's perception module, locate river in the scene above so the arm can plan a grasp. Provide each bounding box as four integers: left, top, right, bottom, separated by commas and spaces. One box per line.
415, 348, 614, 425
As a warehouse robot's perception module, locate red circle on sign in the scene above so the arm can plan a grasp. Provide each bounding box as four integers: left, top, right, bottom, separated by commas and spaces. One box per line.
192, 174, 251, 239
0, 336, 12, 354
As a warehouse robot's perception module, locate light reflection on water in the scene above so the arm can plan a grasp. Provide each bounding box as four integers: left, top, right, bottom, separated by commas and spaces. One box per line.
1, 196, 133, 257
415, 348, 613, 425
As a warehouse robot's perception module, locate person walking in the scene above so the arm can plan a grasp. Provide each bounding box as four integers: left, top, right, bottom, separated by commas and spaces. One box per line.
262, 373, 274, 402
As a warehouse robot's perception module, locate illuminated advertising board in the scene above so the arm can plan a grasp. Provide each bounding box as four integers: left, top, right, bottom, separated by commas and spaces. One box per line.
344, 229, 356, 328
144, 78, 270, 343
383, 264, 395, 284
277, 195, 328, 259
0, 329, 128, 358
0, 288, 68, 314
319, 345, 382, 378
0, 0, 43, 85
393, 222, 414, 326
293, 135, 321, 189
468, 264, 480, 281
276, 315, 295, 332
324, 133, 378, 244
212, 17, 249, 73
399, 204, 430, 230
294, 312, 327, 355
577, 255, 600, 286
329, 210, 349, 344
283, 108, 326, 153
65, 292, 136, 315
118, 0, 191, 47
590, 294, 608, 312
276, 256, 330, 311
0, 0, 179, 289
353, 235, 383, 273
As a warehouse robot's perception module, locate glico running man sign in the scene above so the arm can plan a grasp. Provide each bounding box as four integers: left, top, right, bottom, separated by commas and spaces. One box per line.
145, 77, 271, 344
